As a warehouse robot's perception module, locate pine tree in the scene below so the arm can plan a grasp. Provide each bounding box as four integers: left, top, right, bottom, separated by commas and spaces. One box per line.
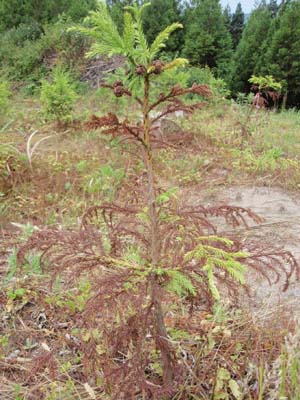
230, 2, 245, 48
183, 0, 233, 81
254, 3, 281, 75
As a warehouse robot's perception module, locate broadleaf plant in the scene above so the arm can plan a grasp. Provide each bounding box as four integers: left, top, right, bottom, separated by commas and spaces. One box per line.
249, 74, 282, 109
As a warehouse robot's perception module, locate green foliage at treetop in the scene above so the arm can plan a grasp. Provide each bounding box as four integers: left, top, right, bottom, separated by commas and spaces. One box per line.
248, 75, 282, 92
108, 0, 184, 54
230, 2, 245, 49
142, 0, 184, 54
72, 2, 188, 76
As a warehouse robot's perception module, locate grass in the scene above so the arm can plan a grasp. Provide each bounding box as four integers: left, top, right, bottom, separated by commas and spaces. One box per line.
1, 90, 300, 399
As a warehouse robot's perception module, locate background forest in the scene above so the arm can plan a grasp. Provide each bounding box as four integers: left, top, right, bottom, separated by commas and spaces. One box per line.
0, 0, 300, 107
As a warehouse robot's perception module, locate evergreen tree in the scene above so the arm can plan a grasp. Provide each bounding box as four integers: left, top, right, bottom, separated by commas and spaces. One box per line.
142, 0, 183, 54
255, 2, 281, 74
231, 1, 272, 94
230, 2, 245, 48
223, 4, 232, 28
259, 0, 300, 107
183, 0, 233, 81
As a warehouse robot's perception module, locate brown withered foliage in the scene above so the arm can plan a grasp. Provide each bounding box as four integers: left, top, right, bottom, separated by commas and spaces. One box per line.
149, 84, 211, 113
13, 68, 299, 399
16, 194, 299, 398
251, 84, 281, 109
84, 112, 119, 131
84, 83, 211, 151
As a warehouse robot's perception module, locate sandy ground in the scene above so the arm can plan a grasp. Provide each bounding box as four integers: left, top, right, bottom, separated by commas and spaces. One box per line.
216, 186, 300, 312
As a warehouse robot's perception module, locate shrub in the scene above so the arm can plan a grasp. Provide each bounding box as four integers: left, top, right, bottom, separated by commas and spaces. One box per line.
3, 22, 44, 45
0, 19, 89, 83
0, 25, 46, 80
40, 67, 78, 123
39, 17, 89, 70
187, 66, 230, 99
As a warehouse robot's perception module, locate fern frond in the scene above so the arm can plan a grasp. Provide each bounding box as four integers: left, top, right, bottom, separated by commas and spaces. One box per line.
184, 246, 206, 261
225, 266, 246, 285
149, 23, 183, 61
202, 245, 249, 260
105, 256, 144, 272
124, 2, 151, 19
86, 43, 120, 58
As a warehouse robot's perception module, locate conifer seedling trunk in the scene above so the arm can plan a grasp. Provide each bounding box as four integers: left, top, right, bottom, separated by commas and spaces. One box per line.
71, 2, 213, 388
142, 74, 174, 385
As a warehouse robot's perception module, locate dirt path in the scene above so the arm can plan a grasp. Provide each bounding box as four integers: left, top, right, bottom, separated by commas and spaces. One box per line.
219, 186, 300, 256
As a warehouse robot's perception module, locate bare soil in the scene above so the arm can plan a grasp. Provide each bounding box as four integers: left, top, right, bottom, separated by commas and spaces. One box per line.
216, 186, 300, 310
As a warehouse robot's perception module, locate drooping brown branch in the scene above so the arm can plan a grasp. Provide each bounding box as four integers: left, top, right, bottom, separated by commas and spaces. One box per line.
149, 83, 212, 112
15, 192, 299, 398
84, 112, 147, 147
151, 101, 206, 125
84, 112, 119, 131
